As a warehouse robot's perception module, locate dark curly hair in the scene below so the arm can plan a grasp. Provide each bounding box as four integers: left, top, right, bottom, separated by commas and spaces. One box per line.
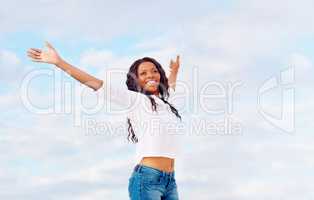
125, 57, 182, 143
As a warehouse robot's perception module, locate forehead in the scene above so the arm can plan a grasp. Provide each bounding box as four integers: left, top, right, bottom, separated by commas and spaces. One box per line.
138, 61, 157, 71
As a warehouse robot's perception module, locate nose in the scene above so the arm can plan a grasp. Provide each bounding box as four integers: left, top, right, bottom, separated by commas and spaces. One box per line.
146, 71, 154, 79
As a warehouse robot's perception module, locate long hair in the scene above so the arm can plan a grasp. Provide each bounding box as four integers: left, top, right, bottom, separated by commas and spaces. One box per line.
125, 57, 182, 143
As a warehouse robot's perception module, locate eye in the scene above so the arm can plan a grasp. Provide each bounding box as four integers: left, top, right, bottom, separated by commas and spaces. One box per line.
140, 72, 147, 75
153, 69, 158, 73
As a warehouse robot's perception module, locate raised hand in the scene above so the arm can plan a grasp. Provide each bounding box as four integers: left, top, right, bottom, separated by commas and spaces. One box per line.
169, 55, 180, 73
168, 55, 180, 90
27, 41, 62, 65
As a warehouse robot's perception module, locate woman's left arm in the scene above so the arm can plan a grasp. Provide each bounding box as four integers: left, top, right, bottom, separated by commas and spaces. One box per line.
168, 55, 180, 91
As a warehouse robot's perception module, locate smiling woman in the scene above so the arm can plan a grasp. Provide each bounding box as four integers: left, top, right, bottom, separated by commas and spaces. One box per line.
137, 61, 161, 96
27, 42, 183, 200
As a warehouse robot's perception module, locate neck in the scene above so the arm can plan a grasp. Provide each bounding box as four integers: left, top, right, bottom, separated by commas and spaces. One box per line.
153, 92, 160, 96
142, 89, 159, 96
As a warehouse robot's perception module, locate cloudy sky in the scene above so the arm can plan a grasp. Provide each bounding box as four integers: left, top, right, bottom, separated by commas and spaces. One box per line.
1, 0, 314, 199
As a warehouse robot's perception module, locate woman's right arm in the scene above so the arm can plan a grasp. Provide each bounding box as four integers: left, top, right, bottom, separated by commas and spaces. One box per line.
27, 41, 143, 110
27, 41, 103, 91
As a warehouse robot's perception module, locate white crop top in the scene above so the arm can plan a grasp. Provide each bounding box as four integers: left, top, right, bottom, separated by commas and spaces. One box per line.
96, 80, 183, 165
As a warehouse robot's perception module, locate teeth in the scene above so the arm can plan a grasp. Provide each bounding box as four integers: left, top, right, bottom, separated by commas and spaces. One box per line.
146, 80, 156, 85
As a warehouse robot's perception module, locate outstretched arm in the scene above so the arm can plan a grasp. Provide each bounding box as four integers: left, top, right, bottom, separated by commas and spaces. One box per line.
168, 55, 180, 91
27, 42, 103, 91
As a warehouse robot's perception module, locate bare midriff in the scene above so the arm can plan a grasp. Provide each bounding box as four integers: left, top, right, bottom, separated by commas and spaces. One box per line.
140, 156, 175, 173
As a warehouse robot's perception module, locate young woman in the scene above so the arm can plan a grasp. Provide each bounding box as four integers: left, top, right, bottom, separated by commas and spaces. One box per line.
27, 42, 183, 200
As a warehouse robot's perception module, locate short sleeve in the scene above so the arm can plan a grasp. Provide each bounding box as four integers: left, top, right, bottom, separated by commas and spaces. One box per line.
168, 87, 176, 97
167, 87, 178, 101
167, 86, 184, 110
95, 80, 144, 110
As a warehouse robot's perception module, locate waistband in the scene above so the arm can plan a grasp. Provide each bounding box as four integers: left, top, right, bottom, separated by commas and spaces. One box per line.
133, 164, 175, 178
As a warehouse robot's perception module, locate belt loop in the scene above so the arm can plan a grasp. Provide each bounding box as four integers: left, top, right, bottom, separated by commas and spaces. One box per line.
137, 164, 141, 173
139, 164, 142, 173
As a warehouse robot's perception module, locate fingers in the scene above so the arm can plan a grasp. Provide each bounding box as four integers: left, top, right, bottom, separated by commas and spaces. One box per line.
28, 54, 43, 63
30, 48, 42, 53
45, 41, 55, 50
169, 59, 174, 68
170, 55, 180, 64
27, 49, 41, 56
27, 51, 40, 58
27, 49, 42, 62
176, 55, 180, 64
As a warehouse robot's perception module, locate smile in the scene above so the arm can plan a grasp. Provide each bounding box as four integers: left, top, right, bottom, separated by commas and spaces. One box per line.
145, 80, 158, 86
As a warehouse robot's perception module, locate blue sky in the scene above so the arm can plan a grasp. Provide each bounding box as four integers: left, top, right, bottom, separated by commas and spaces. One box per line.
1, 0, 314, 199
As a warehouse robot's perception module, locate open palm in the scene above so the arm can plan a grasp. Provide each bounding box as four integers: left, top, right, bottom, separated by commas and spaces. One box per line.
169, 55, 180, 73
27, 42, 61, 65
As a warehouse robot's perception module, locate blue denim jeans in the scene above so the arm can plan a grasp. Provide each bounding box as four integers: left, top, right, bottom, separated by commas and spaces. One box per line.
128, 164, 179, 200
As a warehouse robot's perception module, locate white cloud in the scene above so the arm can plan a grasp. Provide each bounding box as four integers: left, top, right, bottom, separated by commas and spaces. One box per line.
0, 92, 20, 109
0, 49, 22, 82
79, 49, 114, 69
0, 50, 20, 65
2, 0, 314, 199
0, 0, 214, 41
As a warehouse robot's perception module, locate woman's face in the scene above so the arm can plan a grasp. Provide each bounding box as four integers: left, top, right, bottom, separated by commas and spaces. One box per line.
137, 61, 161, 95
